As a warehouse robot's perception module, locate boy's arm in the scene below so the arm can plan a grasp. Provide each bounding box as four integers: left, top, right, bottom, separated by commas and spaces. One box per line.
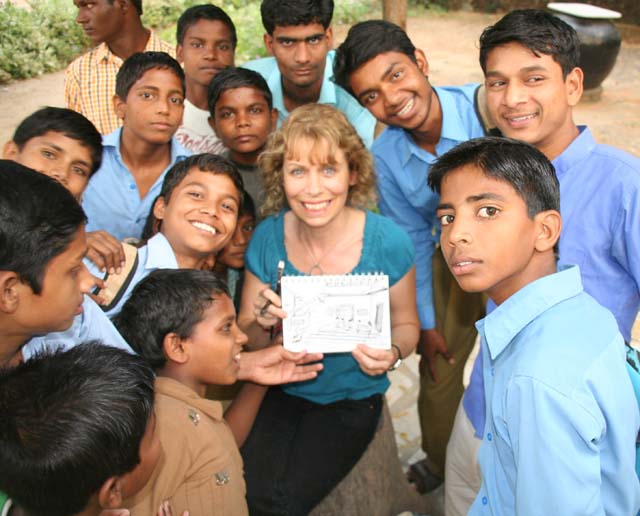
505, 377, 607, 515
223, 383, 267, 447
86, 230, 126, 274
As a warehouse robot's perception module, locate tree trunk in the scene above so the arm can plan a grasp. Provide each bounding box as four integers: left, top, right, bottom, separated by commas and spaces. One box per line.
382, 0, 408, 29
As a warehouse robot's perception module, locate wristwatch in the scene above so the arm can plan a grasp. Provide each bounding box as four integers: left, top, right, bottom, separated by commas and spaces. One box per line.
388, 344, 403, 371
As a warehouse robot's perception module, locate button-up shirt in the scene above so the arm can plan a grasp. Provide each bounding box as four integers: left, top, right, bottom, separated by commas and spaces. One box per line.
64, 30, 175, 135
242, 50, 376, 148
465, 126, 640, 436
470, 266, 640, 516
82, 129, 190, 241
371, 84, 484, 329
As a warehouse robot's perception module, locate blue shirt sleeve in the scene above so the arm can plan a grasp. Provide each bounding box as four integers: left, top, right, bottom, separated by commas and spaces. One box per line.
370, 213, 415, 286
374, 154, 436, 329
245, 215, 280, 287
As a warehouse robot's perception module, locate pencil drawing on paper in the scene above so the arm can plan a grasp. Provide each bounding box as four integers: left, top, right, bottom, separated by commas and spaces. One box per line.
281, 274, 391, 353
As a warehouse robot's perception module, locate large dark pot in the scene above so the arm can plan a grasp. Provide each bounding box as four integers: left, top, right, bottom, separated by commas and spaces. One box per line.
548, 3, 622, 101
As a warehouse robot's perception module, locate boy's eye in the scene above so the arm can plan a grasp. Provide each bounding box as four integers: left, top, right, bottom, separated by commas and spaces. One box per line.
41, 149, 55, 159
72, 166, 89, 177
222, 201, 238, 213
170, 95, 184, 105
307, 36, 322, 45
526, 75, 545, 84
487, 79, 506, 89
218, 43, 231, 51
438, 214, 454, 226
477, 206, 499, 218
391, 69, 403, 80
188, 191, 204, 199
249, 106, 264, 114
279, 39, 294, 47
242, 222, 255, 233
219, 109, 233, 119
190, 41, 203, 48
363, 92, 378, 105
140, 91, 154, 100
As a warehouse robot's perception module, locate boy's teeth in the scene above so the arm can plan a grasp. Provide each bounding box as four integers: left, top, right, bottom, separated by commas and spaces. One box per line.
192, 221, 217, 235
510, 114, 535, 122
397, 97, 414, 117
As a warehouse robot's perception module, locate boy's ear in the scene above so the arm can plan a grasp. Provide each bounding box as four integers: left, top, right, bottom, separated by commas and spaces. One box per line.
114, 95, 127, 121
0, 272, 22, 315
414, 49, 430, 77
534, 209, 562, 253
97, 476, 124, 510
208, 116, 219, 138
264, 33, 274, 55
153, 196, 167, 221
565, 66, 584, 107
270, 108, 278, 131
163, 332, 190, 364
176, 44, 184, 64
2, 140, 19, 160
325, 27, 333, 48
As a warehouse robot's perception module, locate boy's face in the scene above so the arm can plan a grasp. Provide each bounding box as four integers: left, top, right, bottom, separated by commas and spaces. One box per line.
114, 68, 185, 146
217, 213, 256, 270
176, 19, 235, 91
73, 0, 124, 45
436, 164, 547, 305
187, 293, 248, 385
154, 168, 241, 261
3, 131, 94, 201
484, 42, 582, 159
117, 412, 162, 501
348, 50, 434, 133
211, 86, 277, 160
265, 23, 332, 92
6, 227, 96, 354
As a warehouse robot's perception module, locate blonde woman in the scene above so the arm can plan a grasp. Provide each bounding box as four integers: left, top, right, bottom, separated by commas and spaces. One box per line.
238, 104, 419, 515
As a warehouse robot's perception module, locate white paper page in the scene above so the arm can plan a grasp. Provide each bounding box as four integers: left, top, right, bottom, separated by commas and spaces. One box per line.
281, 274, 391, 353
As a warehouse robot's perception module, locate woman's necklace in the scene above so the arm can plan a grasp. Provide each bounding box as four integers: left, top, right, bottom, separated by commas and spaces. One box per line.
298, 211, 353, 275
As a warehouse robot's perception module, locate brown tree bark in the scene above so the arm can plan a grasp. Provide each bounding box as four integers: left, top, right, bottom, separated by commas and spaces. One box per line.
382, 0, 408, 29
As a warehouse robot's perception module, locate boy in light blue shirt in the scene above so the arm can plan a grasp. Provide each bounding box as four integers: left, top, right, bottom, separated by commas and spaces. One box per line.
428, 136, 640, 515
242, 0, 375, 147
83, 51, 191, 241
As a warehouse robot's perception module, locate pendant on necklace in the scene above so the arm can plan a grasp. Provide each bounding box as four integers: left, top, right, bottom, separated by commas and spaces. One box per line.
309, 263, 324, 275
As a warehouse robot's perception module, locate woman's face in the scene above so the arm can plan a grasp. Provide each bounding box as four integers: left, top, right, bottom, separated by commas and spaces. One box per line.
282, 137, 357, 230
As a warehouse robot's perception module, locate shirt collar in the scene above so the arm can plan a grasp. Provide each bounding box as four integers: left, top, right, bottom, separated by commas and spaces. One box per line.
155, 376, 223, 420
551, 126, 595, 181
478, 265, 584, 360
96, 29, 159, 64
145, 233, 179, 270
102, 128, 189, 166
434, 86, 468, 143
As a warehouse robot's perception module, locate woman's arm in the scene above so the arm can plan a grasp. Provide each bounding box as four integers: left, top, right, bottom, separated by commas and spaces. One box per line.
237, 270, 286, 350
352, 266, 420, 375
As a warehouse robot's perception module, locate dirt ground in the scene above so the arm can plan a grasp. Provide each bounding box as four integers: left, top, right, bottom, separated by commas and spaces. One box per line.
1, 11, 639, 155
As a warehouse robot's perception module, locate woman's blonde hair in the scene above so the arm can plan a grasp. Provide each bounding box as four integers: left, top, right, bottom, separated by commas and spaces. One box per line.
258, 103, 377, 217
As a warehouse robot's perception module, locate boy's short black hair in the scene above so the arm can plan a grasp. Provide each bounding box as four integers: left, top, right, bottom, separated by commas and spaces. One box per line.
114, 269, 230, 369
240, 190, 256, 219
176, 4, 237, 47
0, 161, 86, 294
428, 136, 560, 216
0, 343, 154, 516
115, 51, 186, 100
208, 67, 273, 117
260, 0, 333, 35
333, 20, 417, 96
479, 9, 580, 78
11, 107, 103, 175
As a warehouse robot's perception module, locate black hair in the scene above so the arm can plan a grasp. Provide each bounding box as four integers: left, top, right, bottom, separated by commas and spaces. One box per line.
106, 0, 143, 15
113, 269, 230, 369
115, 51, 185, 100
333, 20, 417, 96
428, 137, 560, 251
176, 4, 237, 47
0, 161, 86, 294
240, 190, 256, 219
479, 9, 580, 78
140, 153, 244, 241
208, 67, 273, 117
260, 0, 333, 35
0, 343, 154, 516
11, 107, 103, 175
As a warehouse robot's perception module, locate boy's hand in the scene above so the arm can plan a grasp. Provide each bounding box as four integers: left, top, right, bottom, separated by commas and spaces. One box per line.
87, 275, 107, 306
418, 328, 454, 383
157, 500, 189, 516
86, 230, 126, 274
352, 344, 396, 376
238, 346, 323, 385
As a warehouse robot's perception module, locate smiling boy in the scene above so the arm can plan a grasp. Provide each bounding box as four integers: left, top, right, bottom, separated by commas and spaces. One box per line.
174, 4, 237, 154
334, 20, 487, 489
448, 12, 640, 512
82, 51, 190, 242
242, 0, 375, 147
66, 0, 174, 135
429, 136, 640, 515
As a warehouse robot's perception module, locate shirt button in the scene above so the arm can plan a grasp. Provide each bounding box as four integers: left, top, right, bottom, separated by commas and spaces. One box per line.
482, 496, 488, 505
129, 183, 136, 190
487, 432, 492, 442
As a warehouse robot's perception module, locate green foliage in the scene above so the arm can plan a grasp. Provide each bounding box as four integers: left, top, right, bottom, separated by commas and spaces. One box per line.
0, 0, 86, 83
